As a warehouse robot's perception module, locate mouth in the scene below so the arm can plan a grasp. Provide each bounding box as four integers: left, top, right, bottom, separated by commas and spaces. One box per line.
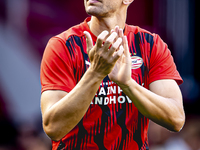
87, 0, 101, 5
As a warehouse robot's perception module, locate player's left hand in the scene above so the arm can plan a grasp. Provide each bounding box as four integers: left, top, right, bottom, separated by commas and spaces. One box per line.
108, 27, 132, 88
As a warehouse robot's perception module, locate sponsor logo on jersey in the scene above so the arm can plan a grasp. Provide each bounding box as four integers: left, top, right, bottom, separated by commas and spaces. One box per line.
91, 82, 132, 105
131, 56, 143, 69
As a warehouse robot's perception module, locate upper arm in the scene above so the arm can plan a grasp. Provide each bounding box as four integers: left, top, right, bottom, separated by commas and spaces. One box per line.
41, 90, 68, 125
149, 79, 183, 104
149, 79, 185, 131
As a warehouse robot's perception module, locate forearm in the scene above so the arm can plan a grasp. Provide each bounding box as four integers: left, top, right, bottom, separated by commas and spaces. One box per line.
120, 79, 185, 132
43, 68, 103, 141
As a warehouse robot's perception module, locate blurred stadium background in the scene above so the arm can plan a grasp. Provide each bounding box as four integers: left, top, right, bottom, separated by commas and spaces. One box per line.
0, 0, 199, 149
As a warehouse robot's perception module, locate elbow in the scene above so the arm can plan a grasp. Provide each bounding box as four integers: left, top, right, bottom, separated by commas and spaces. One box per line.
170, 113, 185, 132
42, 112, 76, 141
43, 123, 64, 142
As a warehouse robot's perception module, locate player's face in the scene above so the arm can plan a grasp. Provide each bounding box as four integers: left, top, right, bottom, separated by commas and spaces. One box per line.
84, 0, 123, 17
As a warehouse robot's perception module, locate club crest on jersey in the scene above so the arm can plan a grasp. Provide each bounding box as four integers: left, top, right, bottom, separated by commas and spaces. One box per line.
131, 56, 143, 69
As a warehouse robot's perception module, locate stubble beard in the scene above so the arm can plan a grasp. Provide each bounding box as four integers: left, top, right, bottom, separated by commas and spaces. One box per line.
85, 2, 117, 18
85, 6, 110, 18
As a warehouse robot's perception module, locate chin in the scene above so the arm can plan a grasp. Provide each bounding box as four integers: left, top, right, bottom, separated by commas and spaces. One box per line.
86, 7, 108, 17
86, 7, 99, 15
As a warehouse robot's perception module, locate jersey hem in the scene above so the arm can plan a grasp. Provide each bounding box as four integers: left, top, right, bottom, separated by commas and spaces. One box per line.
41, 85, 72, 93
148, 76, 183, 86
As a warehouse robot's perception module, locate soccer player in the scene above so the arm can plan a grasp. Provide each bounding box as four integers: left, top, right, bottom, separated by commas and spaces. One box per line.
40, 0, 185, 149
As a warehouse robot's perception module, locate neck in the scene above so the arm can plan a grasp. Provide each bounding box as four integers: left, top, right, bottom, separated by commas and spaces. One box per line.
88, 9, 127, 37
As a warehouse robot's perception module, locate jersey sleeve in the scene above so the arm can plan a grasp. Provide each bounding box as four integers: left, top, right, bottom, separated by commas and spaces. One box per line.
40, 37, 76, 93
148, 34, 183, 85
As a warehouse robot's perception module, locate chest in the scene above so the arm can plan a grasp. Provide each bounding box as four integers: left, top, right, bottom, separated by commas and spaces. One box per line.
65, 32, 154, 88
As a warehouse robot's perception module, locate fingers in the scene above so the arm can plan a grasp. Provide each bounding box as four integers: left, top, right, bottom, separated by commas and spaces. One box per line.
114, 26, 123, 38
101, 26, 126, 58
84, 26, 128, 63
108, 26, 125, 56
119, 28, 123, 38
111, 26, 123, 42
112, 45, 124, 62
96, 30, 109, 48
113, 26, 129, 57
108, 37, 122, 56
123, 36, 129, 57
84, 31, 93, 54
103, 32, 118, 50
111, 27, 130, 62
103, 25, 123, 53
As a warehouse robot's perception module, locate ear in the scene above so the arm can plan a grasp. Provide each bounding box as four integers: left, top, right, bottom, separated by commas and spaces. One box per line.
123, 0, 134, 5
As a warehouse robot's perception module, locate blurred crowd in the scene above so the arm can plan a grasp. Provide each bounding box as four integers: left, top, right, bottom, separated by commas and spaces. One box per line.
149, 116, 200, 150
0, 0, 199, 149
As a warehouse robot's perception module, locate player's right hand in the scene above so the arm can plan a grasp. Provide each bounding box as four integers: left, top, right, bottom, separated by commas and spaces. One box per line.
84, 30, 124, 78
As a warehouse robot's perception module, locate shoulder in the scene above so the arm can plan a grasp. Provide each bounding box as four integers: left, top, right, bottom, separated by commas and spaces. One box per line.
54, 21, 87, 42
125, 24, 159, 46
125, 24, 155, 36
43, 20, 88, 57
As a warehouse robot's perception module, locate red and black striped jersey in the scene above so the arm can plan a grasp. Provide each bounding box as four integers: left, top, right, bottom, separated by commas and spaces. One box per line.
40, 17, 183, 150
